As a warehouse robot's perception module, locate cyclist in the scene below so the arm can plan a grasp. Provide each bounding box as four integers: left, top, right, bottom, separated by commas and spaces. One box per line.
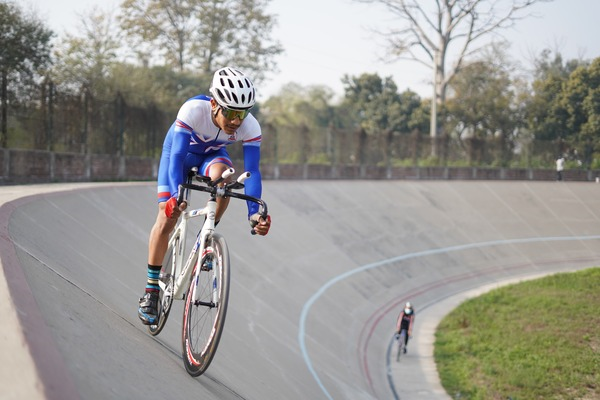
395, 302, 415, 353
138, 66, 272, 325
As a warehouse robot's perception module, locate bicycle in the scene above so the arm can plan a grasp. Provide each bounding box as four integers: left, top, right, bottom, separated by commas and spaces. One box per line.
395, 329, 408, 362
147, 167, 268, 377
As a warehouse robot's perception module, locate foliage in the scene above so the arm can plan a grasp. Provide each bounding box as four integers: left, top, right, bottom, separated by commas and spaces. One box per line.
118, 0, 283, 81
0, 1, 53, 147
0, 1, 53, 78
445, 43, 520, 166
560, 59, 600, 144
51, 7, 120, 97
435, 267, 600, 400
526, 50, 584, 142
524, 53, 600, 168
339, 73, 428, 165
341, 73, 401, 135
262, 83, 336, 129
110, 63, 207, 112
261, 83, 338, 164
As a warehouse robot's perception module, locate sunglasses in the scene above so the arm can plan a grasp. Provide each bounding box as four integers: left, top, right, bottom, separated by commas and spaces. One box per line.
219, 106, 250, 121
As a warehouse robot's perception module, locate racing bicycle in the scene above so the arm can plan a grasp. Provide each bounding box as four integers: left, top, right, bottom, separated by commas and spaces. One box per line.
147, 167, 268, 376
395, 329, 408, 362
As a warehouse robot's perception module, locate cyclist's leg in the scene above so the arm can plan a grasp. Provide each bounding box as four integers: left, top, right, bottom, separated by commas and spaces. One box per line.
148, 151, 205, 265
141, 212, 176, 324
140, 128, 182, 325
148, 202, 179, 265
148, 126, 181, 267
141, 202, 180, 325
200, 149, 234, 222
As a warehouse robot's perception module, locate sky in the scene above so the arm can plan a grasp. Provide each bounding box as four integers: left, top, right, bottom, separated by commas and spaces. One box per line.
20, 0, 600, 101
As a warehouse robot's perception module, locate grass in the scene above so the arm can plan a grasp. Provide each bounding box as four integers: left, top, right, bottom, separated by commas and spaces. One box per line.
434, 267, 600, 400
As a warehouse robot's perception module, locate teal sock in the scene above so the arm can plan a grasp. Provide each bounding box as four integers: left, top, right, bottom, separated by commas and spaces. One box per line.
145, 264, 161, 293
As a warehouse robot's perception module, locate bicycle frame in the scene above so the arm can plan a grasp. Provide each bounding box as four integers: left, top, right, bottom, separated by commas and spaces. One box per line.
168, 197, 217, 301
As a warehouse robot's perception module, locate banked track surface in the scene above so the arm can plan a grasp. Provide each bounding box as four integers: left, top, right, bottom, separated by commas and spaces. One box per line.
1, 180, 599, 399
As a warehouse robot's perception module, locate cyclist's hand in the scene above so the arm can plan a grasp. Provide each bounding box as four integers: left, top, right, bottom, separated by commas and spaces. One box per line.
394, 333, 400, 340
165, 197, 187, 218
249, 213, 271, 236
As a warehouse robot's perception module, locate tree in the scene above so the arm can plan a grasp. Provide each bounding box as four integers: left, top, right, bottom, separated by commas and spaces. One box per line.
525, 50, 584, 142
118, 0, 283, 81
558, 57, 600, 165
446, 43, 519, 165
353, 0, 551, 155
118, 0, 195, 72
262, 83, 337, 163
341, 73, 403, 135
341, 73, 424, 165
52, 7, 121, 97
0, 1, 53, 147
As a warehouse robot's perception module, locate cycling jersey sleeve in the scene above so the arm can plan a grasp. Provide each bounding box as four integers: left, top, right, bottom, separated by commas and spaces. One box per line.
168, 120, 193, 197
243, 144, 262, 217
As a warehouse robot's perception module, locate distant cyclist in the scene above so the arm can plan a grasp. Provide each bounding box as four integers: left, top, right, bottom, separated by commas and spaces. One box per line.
395, 302, 415, 353
138, 66, 272, 325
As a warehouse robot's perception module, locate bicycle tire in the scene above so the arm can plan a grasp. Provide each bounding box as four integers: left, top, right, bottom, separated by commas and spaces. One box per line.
182, 233, 230, 376
396, 330, 406, 362
148, 234, 179, 336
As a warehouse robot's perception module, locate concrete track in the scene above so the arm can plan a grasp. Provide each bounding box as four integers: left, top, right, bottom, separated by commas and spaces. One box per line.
1, 180, 599, 399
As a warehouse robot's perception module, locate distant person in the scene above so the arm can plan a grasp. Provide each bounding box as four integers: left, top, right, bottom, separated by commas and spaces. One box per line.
395, 302, 415, 353
556, 156, 565, 181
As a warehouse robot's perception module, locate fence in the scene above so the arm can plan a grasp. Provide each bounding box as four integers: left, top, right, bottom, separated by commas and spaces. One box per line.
2, 84, 598, 184
4, 87, 170, 157
2, 147, 599, 185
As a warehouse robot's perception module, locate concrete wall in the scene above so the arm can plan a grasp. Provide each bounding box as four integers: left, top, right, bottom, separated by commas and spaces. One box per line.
1, 148, 599, 184
0, 149, 157, 184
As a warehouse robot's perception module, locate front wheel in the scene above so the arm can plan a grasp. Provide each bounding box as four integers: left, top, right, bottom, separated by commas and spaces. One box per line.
182, 233, 230, 376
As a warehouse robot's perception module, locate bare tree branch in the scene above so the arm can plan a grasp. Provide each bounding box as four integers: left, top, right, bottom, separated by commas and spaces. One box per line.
353, 0, 552, 147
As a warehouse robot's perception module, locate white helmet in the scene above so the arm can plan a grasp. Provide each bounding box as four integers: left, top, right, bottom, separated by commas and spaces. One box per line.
209, 67, 256, 110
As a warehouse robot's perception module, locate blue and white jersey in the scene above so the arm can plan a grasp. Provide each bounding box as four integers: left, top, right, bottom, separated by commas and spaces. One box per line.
175, 95, 262, 154
157, 95, 263, 217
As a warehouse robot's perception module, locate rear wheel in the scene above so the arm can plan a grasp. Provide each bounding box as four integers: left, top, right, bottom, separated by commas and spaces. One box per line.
182, 234, 230, 376
148, 235, 179, 336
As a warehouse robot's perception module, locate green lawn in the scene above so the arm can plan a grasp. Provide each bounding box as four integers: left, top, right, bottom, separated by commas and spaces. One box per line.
434, 267, 600, 400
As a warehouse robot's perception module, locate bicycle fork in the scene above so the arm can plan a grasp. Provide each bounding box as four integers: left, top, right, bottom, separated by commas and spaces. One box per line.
190, 198, 219, 309
191, 248, 218, 309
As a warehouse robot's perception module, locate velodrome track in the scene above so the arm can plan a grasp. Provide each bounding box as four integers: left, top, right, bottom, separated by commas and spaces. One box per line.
1, 180, 599, 399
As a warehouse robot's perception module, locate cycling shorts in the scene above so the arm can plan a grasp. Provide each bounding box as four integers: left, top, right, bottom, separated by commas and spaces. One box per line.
156, 147, 233, 203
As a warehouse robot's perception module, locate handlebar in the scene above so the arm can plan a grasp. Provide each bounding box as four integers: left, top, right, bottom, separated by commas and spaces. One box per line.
176, 168, 268, 234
